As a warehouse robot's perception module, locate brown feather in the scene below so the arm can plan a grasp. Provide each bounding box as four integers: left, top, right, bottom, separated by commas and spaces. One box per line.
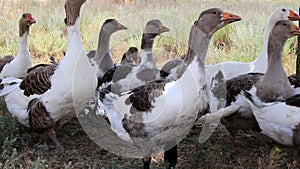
20, 63, 57, 96
125, 79, 170, 114
0, 55, 14, 73
28, 98, 54, 130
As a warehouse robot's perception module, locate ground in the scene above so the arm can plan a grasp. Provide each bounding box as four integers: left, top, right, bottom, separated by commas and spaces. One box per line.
0, 101, 299, 169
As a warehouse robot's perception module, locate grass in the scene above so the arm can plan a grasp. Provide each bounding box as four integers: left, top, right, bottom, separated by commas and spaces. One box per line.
0, 0, 300, 168
0, 0, 299, 71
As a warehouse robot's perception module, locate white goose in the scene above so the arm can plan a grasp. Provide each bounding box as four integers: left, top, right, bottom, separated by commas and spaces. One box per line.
243, 92, 300, 160
0, 13, 36, 79
98, 8, 241, 169
0, 0, 97, 150
220, 20, 300, 140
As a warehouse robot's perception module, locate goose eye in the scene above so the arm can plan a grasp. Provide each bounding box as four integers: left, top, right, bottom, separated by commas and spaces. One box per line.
282, 8, 286, 12
22, 14, 26, 18
212, 11, 217, 15
282, 23, 287, 26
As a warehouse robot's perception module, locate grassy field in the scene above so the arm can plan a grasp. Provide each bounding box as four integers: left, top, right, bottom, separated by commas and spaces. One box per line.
0, 0, 300, 168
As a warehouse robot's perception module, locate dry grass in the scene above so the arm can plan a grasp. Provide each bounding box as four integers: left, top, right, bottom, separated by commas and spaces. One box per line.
0, 0, 299, 73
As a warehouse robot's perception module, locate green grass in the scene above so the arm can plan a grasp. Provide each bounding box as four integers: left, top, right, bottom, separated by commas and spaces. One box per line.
0, 0, 299, 73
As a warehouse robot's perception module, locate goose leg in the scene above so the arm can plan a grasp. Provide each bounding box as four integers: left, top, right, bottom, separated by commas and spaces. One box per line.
164, 145, 178, 169
34, 130, 50, 147
48, 127, 64, 152
142, 157, 151, 169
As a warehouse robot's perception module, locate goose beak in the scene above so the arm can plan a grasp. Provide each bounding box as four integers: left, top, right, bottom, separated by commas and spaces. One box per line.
288, 10, 300, 21
117, 23, 128, 30
290, 23, 300, 36
222, 12, 242, 25
159, 24, 170, 33
27, 15, 36, 25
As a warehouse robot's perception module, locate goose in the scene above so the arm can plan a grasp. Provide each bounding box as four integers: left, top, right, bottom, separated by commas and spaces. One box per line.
243, 91, 300, 161
105, 19, 169, 95
98, 47, 139, 87
0, 13, 36, 79
220, 20, 300, 141
197, 7, 300, 142
159, 6, 300, 111
120, 46, 139, 65
89, 19, 128, 78
0, 0, 97, 150
98, 8, 241, 169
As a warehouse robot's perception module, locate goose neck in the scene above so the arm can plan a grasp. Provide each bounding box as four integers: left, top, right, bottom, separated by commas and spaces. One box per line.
184, 26, 210, 66
253, 22, 272, 71
17, 33, 29, 56
94, 29, 112, 64
141, 33, 155, 50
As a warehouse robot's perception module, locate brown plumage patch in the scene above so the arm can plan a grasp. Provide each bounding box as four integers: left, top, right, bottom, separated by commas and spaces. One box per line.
218, 72, 263, 137
0, 55, 14, 73
122, 114, 148, 138
19, 63, 57, 96
125, 79, 170, 114
224, 72, 264, 106
286, 94, 300, 107
28, 98, 54, 130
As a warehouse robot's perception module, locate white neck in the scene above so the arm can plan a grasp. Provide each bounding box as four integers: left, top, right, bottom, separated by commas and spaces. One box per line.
15, 32, 31, 61
253, 17, 273, 72
63, 18, 82, 61
66, 18, 81, 47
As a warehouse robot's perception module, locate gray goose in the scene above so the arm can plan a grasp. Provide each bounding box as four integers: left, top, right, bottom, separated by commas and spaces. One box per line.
89, 19, 128, 78
0, 13, 36, 79
0, 0, 97, 151
98, 8, 241, 169
220, 20, 300, 141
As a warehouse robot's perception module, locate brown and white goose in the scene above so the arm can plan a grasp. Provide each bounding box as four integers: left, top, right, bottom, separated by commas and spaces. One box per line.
105, 19, 169, 94
120, 46, 139, 65
0, 0, 97, 150
98, 47, 139, 87
98, 8, 241, 169
89, 19, 128, 78
220, 20, 300, 141
0, 13, 35, 79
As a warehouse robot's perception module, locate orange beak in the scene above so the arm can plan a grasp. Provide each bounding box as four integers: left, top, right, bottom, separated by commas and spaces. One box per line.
288, 10, 300, 21
222, 12, 242, 24
290, 23, 300, 36
26, 14, 36, 24
117, 23, 128, 30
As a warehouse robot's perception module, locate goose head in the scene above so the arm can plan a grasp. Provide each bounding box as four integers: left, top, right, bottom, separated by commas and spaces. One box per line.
143, 19, 170, 38
272, 20, 300, 40
196, 8, 241, 37
121, 47, 139, 64
19, 13, 36, 37
268, 7, 300, 28
64, 0, 87, 26
101, 19, 127, 35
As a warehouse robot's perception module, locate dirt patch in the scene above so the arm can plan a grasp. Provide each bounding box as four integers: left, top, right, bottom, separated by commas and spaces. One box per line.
1, 114, 299, 169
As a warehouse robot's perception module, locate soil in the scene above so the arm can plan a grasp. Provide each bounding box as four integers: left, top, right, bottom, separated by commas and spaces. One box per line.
1, 111, 299, 169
